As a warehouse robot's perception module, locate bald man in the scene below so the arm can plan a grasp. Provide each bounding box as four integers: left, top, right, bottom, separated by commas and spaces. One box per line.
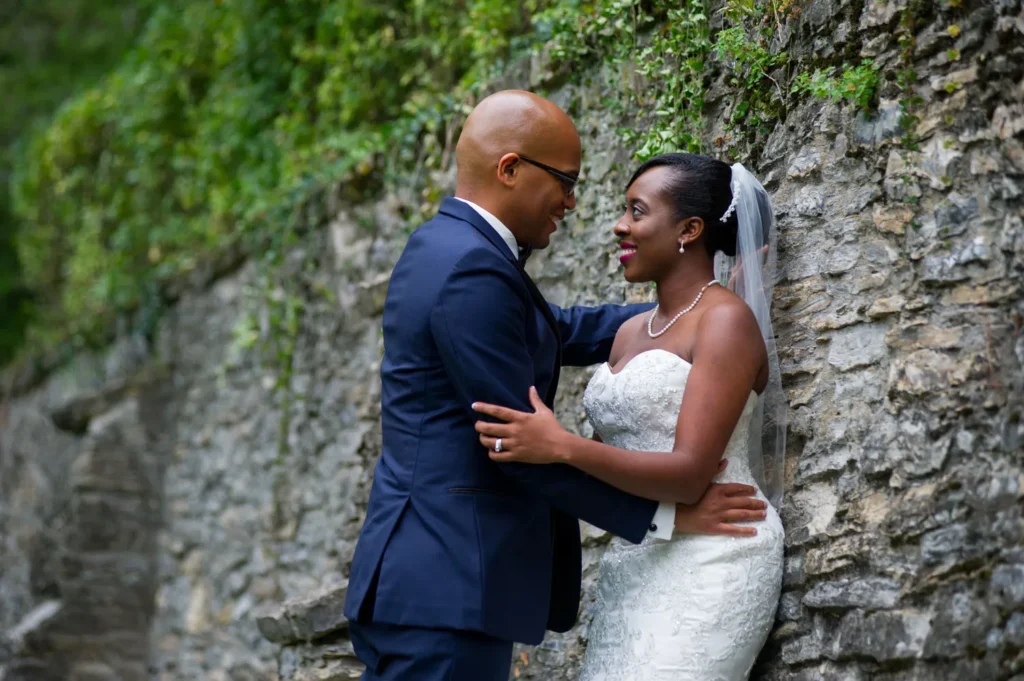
344, 91, 736, 680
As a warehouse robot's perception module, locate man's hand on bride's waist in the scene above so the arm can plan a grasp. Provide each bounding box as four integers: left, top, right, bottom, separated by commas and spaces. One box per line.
473, 388, 769, 536
674, 479, 767, 538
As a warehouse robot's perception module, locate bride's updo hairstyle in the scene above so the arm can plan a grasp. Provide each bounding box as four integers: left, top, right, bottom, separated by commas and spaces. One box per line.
626, 153, 740, 257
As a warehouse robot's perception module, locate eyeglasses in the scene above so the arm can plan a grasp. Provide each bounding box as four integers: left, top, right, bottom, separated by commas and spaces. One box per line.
517, 155, 580, 197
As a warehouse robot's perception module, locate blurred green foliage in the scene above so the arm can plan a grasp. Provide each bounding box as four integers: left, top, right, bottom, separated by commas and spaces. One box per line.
2, 0, 868, 368
6, 0, 549, 362
0, 0, 159, 364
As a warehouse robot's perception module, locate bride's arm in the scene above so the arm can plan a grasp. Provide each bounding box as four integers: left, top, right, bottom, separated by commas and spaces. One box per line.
475, 302, 766, 505
594, 430, 766, 535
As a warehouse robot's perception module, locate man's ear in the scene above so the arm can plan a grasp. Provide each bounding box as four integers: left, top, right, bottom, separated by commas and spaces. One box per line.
678, 216, 705, 249
496, 153, 520, 188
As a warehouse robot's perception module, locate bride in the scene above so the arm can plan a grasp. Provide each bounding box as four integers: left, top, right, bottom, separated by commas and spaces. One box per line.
472, 153, 786, 680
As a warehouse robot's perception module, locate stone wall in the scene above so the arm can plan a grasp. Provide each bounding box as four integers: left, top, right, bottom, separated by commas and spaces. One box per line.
0, 341, 169, 681
2, 0, 1024, 679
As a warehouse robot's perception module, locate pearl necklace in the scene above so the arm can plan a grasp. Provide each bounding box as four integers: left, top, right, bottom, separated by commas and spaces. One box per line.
647, 280, 720, 338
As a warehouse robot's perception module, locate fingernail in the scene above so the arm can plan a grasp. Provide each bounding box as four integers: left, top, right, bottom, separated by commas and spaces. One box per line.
761, 511, 767, 518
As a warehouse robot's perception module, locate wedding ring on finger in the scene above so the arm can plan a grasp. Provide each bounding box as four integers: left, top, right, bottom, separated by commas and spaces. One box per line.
494, 438, 503, 453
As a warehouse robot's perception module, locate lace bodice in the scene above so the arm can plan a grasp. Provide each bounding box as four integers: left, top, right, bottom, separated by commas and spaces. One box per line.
584, 348, 759, 487
577, 347, 784, 681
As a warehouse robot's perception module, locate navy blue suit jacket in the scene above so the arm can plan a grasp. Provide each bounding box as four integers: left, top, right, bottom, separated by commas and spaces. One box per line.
344, 198, 658, 644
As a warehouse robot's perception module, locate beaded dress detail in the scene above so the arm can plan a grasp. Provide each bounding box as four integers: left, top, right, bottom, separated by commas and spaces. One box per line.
579, 349, 784, 681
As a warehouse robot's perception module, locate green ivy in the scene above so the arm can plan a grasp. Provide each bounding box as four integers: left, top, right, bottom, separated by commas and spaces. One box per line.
710, 1, 884, 156
9, 0, 549, 357
6, 0, 885, 372
532, 0, 649, 65
0, 0, 161, 365
631, 0, 712, 159
791, 59, 881, 110
896, 0, 930, 150
702, 0, 803, 158
712, 23, 788, 141
527, 0, 712, 158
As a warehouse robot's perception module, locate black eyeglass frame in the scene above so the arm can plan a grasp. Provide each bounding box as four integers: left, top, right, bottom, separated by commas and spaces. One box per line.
516, 154, 580, 196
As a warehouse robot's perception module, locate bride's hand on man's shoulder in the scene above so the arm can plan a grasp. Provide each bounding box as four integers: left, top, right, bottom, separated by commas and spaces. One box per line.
472, 387, 569, 465
673, 479, 768, 538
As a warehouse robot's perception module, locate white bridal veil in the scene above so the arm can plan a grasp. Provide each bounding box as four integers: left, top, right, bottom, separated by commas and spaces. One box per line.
714, 163, 787, 509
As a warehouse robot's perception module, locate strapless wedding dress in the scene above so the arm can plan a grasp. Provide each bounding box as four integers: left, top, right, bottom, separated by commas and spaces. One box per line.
579, 349, 784, 681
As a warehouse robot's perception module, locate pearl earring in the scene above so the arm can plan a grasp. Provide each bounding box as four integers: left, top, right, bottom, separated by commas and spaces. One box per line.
679, 243, 685, 254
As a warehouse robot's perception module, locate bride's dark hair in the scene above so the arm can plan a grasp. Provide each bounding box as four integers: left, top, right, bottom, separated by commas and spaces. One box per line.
626, 153, 740, 257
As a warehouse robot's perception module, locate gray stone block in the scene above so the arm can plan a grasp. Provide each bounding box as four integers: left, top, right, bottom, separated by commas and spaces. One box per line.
256, 582, 350, 645
803, 578, 900, 611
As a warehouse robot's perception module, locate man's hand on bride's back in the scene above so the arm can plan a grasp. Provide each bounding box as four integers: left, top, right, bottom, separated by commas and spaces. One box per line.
673, 479, 767, 537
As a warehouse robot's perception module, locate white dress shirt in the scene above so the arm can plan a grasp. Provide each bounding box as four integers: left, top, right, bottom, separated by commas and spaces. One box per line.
454, 197, 519, 259
455, 197, 675, 541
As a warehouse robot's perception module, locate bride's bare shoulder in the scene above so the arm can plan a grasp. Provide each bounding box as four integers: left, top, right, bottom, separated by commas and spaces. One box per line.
694, 295, 767, 372
609, 311, 649, 365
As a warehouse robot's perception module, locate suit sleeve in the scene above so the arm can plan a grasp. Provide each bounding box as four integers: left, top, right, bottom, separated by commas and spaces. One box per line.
429, 250, 658, 543
549, 302, 655, 366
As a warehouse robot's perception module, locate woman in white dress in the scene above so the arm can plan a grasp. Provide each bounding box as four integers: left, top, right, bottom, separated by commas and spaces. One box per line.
472, 154, 787, 680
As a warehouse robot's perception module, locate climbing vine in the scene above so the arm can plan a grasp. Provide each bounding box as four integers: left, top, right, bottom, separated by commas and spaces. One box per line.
7, 0, 896, 454
630, 0, 713, 159
9, 0, 550, 361
7, 0, 892, 368
895, 0, 931, 150
791, 60, 881, 110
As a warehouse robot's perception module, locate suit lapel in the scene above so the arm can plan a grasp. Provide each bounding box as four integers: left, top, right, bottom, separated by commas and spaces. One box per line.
438, 198, 563, 405
439, 198, 516, 265
515, 265, 562, 406
439, 198, 562, 338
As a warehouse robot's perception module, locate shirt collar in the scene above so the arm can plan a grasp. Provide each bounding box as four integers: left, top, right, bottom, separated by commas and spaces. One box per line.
454, 197, 519, 260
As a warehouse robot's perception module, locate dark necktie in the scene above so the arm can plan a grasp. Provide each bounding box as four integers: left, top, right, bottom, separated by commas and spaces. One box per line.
518, 245, 533, 267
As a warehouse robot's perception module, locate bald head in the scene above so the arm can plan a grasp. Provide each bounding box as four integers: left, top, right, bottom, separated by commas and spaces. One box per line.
455, 90, 580, 193
452, 90, 581, 250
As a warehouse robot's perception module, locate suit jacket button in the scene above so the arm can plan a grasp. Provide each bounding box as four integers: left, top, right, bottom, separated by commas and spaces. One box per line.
649, 523, 657, 532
